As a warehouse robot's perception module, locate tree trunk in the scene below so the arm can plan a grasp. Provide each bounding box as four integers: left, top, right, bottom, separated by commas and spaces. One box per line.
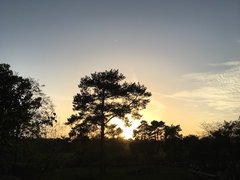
13, 125, 20, 175
100, 119, 105, 174
100, 89, 105, 175
14, 125, 20, 164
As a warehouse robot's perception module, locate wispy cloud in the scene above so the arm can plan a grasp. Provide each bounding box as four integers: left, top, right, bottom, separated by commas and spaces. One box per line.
209, 61, 240, 67
168, 61, 240, 114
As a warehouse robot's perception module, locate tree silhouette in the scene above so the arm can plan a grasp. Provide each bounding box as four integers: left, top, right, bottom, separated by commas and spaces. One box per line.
164, 124, 182, 140
69, 123, 123, 140
150, 120, 165, 140
105, 124, 123, 139
133, 120, 151, 140
0, 63, 56, 144
66, 69, 151, 171
134, 120, 182, 141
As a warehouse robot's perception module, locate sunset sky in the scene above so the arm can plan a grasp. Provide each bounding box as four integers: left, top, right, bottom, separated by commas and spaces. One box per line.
1, 0, 240, 136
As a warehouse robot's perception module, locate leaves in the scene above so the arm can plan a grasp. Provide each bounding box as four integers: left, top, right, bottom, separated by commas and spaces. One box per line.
133, 120, 182, 141
67, 69, 151, 139
0, 63, 57, 141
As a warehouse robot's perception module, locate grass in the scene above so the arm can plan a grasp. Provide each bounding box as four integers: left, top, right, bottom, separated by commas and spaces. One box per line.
40, 165, 188, 180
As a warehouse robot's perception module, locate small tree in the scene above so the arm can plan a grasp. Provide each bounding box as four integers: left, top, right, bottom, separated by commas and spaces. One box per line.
66, 69, 151, 170
150, 120, 165, 141
164, 124, 182, 140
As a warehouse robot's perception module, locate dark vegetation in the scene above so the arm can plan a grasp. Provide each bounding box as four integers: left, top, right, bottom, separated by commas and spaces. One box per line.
1, 64, 240, 180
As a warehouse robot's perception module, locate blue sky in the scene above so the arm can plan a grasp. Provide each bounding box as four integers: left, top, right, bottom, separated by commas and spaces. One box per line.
1, 0, 240, 135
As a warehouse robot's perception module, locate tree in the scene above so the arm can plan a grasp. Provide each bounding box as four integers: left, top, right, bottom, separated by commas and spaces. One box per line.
150, 120, 165, 141
0, 63, 56, 144
105, 124, 123, 139
133, 120, 181, 141
164, 124, 182, 140
66, 69, 151, 170
133, 120, 150, 140
202, 117, 240, 140
133, 120, 151, 140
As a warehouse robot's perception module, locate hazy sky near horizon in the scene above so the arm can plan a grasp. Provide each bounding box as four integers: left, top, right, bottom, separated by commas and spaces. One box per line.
1, 0, 240, 135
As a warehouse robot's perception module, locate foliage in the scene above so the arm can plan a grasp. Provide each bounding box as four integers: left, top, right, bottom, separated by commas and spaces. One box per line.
164, 124, 182, 140
66, 69, 151, 140
209, 119, 240, 140
133, 120, 182, 141
0, 63, 56, 142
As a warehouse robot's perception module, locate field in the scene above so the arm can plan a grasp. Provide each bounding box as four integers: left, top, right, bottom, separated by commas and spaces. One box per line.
41, 166, 188, 180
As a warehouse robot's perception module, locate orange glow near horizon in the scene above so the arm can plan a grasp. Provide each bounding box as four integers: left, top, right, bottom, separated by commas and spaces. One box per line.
111, 118, 141, 139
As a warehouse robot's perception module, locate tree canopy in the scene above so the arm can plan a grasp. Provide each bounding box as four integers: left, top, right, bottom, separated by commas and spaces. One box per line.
133, 120, 182, 141
66, 69, 151, 140
0, 63, 56, 143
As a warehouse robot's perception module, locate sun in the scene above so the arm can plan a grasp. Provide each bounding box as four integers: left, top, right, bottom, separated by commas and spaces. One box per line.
122, 128, 134, 139
111, 118, 140, 139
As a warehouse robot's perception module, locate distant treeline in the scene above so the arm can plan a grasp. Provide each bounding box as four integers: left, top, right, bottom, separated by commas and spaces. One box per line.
1, 118, 240, 179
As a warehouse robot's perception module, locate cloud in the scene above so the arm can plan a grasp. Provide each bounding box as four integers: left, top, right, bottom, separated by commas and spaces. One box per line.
209, 61, 240, 67
168, 61, 240, 113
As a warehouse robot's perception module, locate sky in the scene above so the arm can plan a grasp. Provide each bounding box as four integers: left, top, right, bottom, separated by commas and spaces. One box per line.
0, 0, 240, 136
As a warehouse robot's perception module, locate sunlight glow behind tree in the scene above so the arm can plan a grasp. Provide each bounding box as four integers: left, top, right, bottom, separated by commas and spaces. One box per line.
66, 69, 151, 172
